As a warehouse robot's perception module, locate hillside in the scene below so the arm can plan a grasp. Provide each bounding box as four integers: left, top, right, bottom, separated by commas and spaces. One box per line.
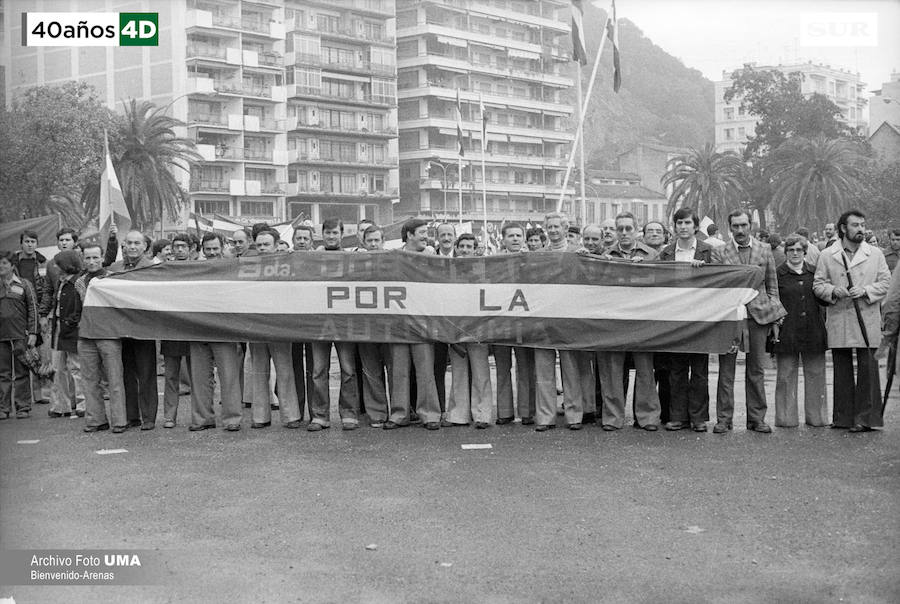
573, 5, 714, 168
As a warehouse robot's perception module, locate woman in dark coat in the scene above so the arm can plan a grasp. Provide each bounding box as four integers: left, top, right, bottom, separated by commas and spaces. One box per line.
49, 250, 84, 418
773, 235, 829, 427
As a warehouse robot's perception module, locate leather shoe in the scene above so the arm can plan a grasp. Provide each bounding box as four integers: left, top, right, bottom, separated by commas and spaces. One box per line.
568, 423, 583, 430
692, 422, 707, 432
642, 424, 659, 432
535, 424, 555, 432
520, 416, 535, 425
15, 410, 29, 419
495, 417, 514, 425
665, 421, 686, 431
342, 422, 359, 431
141, 421, 155, 431
424, 422, 440, 430
713, 422, 732, 434
306, 422, 327, 431
224, 424, 241, 431
83, 423, 109, 433
748, 422, 772, 433
848, 424, 874, 433
48, 410, 71, 418
163, 420, 175, 429
251, 421, 271, 429
128, 419, 142, 428
601, 424, 618, 431
284, 420, 302, 429
475, 421, 489, 429
382, 421, 401, 430
111, 425, 128, 433
188, 424, 213, 431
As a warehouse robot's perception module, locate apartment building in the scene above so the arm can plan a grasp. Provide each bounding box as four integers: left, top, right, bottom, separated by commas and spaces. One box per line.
2, 0, 398, 229
715, 61, 867, 154
395, 0, 575, 224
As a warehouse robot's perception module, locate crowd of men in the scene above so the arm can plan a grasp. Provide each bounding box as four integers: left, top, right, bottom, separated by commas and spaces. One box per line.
1, 208, 898, 436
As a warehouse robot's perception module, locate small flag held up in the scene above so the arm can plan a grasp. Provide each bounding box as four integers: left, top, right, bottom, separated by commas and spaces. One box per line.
99, 131, 132, 246
571, 0, 588, 66
606, 0, 621, 92
455, 88, 465, 156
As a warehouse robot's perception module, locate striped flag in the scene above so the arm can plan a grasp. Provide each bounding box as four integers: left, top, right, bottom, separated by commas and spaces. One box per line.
455, 88, 465, 156
606, 0, 621, 92
80, 252, 762, 353
99, 130, 132, 245
479, 94, 488, 153
571, 0, 588, 66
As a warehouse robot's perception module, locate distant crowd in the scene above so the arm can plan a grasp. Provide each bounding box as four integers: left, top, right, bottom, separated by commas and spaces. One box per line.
1, 208, 898, 437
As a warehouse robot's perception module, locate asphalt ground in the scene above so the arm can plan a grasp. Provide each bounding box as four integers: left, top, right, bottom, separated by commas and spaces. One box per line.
2, 355, 899, 604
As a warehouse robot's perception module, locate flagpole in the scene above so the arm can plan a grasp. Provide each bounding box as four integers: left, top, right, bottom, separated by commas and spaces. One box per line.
479, 93, 487, 236
576, 67, 586, 225
557, 16, 610, 212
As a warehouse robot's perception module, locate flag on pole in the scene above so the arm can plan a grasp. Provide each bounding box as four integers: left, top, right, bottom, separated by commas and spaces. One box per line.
99, 130, 132, 246
455, 88, 465, 156
571, 0, 588, 65
606, 0, 621, 92
479, 94, 488, 153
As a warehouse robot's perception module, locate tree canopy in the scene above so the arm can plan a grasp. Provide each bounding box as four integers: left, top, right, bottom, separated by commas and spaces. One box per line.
661, 143, 748, 226
0, 82, 120, 225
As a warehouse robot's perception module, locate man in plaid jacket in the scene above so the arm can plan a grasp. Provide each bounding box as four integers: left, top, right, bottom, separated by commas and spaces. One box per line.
712, 210, 787, 434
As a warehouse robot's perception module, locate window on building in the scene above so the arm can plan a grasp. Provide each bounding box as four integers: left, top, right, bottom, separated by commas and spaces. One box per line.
320, 203, 361, 224
240, 201, 274, 216
289, 202, 314, 221
724, 128, 734, 141
737, 127, 746, 138
195, 199, 230, 215
724, 107, 734, 120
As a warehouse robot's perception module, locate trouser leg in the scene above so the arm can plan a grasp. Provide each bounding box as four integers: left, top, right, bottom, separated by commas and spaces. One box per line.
78, 339, 106, 427
514, 346, 536, 419
411, 343, 440, 423
189, 343, 216, 428
559, 350, 587, 425
687, 354, 710, 424
493, 346, 514, 420
830, 349, 854, 428
854, 348, 883, 428
389, 344, 412, 424
469, 344, 493, 424
358, 343, 388, 422
533, 348, 558, 426
774, 353, 800, 427
249, 343, 273, 425
433, 343, 448, 415
50, 350, 74, 414
309, 342, 332, 426
801, 351, 828, 426
596, 351, 626, 428
745, 320, 770, 425
654, 353, 671, 424
632, 352, 661, 427
98, 339, 126, 428
447, 344, 471, 424
716, 352, 737, 425
270, 343, 300, 424
335, 342, 360, 424
667, 353, 690, 423
163, 354, 182, 422
213, 343, 243, 426
291, 342, 307, 421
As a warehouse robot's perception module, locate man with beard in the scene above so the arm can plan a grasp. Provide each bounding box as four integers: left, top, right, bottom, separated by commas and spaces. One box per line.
814, 209, 891, 432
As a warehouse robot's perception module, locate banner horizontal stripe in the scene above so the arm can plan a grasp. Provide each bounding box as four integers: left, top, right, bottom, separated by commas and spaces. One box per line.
79, 309, 743, 354
84, 280, 753, 323
92, 251, 764, 288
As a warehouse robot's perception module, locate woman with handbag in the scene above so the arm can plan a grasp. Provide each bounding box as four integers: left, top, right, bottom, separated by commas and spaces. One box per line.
773, 235, 829, 427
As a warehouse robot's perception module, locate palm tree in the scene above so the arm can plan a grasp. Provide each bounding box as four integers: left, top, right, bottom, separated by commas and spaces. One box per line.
116, 99, 200, 232
767, 136, 868, 232
660, 143, 748, 227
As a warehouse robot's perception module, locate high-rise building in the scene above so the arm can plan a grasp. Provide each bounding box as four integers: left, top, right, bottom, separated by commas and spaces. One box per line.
1, 0, 399, 230
714, 62, 867, 154
395, 0, 575, 225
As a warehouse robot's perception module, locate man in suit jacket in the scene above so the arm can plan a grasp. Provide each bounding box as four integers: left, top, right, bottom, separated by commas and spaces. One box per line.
712, 210, 786, 434
813, 209, 892, 431
659, 208, 715, 432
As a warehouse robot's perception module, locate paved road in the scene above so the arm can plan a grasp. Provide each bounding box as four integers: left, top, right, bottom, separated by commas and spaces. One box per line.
2, 357, 899, 603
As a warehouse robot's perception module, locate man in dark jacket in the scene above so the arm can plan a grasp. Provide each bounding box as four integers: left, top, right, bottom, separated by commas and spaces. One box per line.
658, 208, 714, 432
12, 230, 49, 405
110, 230, 158, 430
0, 251, 38, 419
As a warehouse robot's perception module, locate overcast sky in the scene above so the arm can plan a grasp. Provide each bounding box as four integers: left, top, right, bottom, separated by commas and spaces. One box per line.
606, 0, 900, 94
